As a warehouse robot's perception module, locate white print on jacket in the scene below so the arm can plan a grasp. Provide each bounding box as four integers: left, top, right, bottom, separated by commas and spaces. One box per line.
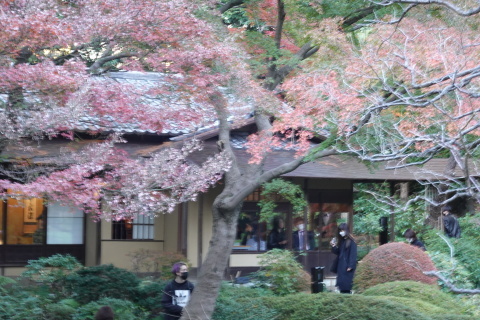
173, 290, 191, 307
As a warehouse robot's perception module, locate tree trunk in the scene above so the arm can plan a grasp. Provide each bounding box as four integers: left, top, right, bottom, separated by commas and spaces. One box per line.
181, 193, 242, 320
179, 3, 323, 319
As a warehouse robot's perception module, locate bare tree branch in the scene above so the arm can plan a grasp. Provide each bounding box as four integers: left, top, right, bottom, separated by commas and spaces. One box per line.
424, 270, 480, 294
373, 0, 480, 16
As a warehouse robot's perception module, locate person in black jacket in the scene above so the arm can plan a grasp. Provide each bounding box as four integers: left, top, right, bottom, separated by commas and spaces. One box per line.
161, 262, 194, 320
403, 228, 426, 251
442, 206, 461, 238
330, 223, 357, 294
267, 217, 287, 250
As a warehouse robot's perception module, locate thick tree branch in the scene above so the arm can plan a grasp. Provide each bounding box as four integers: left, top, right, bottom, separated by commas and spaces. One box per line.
424, 270, 480, 294
219, 0, 245, 14
227, 147, 338, 208
264, 42, 319, 91
88, 52, 138, 75
342, 5, 381, 29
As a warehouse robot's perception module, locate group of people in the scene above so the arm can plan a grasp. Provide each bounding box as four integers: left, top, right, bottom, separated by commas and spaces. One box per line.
403, 205, 461, 252
267, 217, 316, 251
159, 205, 462, 317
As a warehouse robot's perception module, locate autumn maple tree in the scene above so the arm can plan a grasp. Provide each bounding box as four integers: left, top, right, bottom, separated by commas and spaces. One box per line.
2, 0, 480, 319
0, 0, 260, 217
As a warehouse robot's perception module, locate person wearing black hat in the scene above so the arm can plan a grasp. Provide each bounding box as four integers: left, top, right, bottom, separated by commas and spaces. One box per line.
442, 206, 461, 238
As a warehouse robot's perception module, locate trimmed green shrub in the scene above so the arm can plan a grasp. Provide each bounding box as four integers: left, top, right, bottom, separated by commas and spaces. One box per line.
0, 276, 17, 295
72, 298, 148, 320
0, 295, 46, 320
21, 254, 82, 283
213, 283, 277, 320
20, 254, 82, 299
0, 276, 16, 287
458, 294, 480, 319
44, 303, 76, 320
65, 264, 140, 304
353, 242, 437, 292
362, 281, 472, 318
262, 292, 432, 320
252, 249, 310, 296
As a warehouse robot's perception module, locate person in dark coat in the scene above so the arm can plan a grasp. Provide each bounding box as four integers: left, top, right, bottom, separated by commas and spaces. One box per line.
267, 217, 287, 250
330, 222, 357, 294
403, 228, 426, 251
442, 206, 461, 238
161, 262, 194, 320
292, 217, 316, 251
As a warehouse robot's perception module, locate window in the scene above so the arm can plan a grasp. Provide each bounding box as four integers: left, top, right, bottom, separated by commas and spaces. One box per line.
46, 202, 83, 244
1, 194, 84, 245
233, 210, 267, 252
112, 215, 154, 240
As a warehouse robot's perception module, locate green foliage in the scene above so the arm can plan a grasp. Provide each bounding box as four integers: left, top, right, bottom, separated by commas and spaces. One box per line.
127, 248, 189, 280
0, 295, 47, 320
252, 249, 310, 296
244, 30, 295, 78
423, 214, 480, 288
354, 242, 437, 292
353, 183, 389, 236
0, 276, 16, 286
21, 254, 82, 284
132, 279, 170, 315
221, 6, 251, 28
44, 302, 76, 320
262, 292, 432, 320
72, 298, 148, 320
353, 182, 428, 239
212, 283, 278, 320
427, 250, 475, 289
65, 264, 140, 304
20, 254, 82, 299
362, 281, 470, 317
258, 178, 307, 222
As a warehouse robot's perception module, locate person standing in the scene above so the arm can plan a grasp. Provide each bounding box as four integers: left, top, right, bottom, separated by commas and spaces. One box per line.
267, 217, 287, 249
442, 205, 461, 238
161, 262, 194, 320
330, 223, 357, 294
292, 217, 316, 251
403, 229, 426, 251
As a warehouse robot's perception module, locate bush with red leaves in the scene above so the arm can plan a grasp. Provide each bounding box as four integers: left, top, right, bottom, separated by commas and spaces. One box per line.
353, 242, 437, 292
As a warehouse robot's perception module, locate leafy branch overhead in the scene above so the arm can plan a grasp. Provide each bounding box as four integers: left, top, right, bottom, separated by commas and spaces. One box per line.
258, 178, 308, 222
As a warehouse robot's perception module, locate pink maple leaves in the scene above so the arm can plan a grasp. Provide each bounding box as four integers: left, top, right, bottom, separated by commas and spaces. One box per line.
0, 138, 231, 220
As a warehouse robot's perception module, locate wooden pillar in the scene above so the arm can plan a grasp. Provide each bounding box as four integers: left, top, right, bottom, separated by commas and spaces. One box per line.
389, 182, 395, 242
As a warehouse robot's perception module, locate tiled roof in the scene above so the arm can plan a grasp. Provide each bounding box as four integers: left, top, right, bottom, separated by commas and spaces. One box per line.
191, 140, 480, 181
74, 72, 255, 136
0, 71, 255, 137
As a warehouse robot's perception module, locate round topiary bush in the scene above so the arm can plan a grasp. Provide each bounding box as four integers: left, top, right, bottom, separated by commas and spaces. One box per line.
353, 242, 437, 292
